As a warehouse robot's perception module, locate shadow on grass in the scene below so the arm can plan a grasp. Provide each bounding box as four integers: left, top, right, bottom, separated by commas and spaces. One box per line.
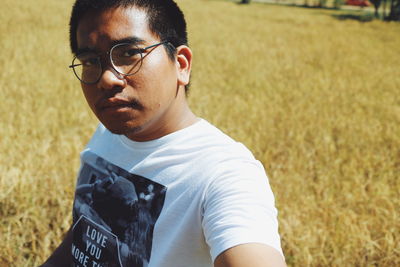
332, 12, 375, 22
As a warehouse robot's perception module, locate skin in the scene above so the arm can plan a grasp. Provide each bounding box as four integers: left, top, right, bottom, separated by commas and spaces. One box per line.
214, 243, 286, 267
41, 6, 286, 267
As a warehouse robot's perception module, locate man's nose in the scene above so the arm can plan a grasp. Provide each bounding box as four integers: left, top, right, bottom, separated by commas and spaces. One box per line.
97, 67, 126, 90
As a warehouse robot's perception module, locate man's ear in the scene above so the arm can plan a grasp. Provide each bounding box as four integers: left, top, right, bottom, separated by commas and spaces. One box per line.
175, 45, 192, 86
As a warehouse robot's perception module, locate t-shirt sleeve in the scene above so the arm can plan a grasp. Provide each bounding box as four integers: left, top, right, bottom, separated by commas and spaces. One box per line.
201, 160, 283, 262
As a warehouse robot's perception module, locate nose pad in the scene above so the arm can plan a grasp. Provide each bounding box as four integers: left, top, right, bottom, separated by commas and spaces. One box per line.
97, 67, 126, 90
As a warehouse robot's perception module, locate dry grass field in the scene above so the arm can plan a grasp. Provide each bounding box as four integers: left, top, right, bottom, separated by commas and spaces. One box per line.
1, 0, 399, 266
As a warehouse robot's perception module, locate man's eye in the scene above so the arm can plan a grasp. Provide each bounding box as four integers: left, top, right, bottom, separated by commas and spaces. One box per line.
82, 58, 98, 66
122, 49, 141, 57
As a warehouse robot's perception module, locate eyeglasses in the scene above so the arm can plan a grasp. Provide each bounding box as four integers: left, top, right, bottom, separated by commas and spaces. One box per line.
69, 41, 169, 84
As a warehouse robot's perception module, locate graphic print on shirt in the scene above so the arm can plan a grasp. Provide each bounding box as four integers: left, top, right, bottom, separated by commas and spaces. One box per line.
72, 151, 167, 267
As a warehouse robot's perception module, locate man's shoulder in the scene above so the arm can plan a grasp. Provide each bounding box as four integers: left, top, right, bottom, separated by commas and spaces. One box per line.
174, 119, 255, 160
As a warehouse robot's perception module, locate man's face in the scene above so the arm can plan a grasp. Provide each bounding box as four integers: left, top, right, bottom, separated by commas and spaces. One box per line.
76, 7, 190, 141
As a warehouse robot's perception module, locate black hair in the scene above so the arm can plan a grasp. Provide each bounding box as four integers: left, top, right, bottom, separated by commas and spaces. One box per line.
69, 0, 188, 61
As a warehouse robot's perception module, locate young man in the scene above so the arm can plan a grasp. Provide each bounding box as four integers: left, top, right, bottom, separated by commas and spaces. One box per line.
42, 0, 286, 266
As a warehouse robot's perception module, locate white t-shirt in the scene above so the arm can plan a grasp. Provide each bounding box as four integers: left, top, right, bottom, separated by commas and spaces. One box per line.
71, 119, 282, 267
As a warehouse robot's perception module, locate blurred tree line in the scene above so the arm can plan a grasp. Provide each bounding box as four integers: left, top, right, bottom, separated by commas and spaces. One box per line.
239, 0, 400, 21
370, 0, 400, 20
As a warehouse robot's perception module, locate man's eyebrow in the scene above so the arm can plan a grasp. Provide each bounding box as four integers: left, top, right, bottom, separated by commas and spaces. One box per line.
75, 37, 146, 55
110, 37, 146, 47
75, 47, 96, 56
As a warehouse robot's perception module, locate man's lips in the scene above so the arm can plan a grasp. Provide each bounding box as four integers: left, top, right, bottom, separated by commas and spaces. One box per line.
95, 97, 144, 111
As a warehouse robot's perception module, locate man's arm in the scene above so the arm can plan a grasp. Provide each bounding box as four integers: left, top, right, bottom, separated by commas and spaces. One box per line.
40, 228, 72, 267
214, 243, 286, 267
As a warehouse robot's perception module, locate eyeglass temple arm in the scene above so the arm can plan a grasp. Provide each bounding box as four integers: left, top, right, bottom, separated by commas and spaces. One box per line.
144, 41, 172, 51
69, 64, 81, 68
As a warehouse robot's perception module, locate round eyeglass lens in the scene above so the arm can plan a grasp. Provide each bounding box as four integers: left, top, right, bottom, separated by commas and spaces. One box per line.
73, 53, 102, 84
111, 43, 143, 76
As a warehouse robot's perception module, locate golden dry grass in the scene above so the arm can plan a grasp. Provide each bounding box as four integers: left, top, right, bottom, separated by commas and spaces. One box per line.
1, 0, 399, 266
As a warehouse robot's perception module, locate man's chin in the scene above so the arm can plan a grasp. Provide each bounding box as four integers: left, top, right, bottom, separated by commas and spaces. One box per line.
103, 122, 143, 137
